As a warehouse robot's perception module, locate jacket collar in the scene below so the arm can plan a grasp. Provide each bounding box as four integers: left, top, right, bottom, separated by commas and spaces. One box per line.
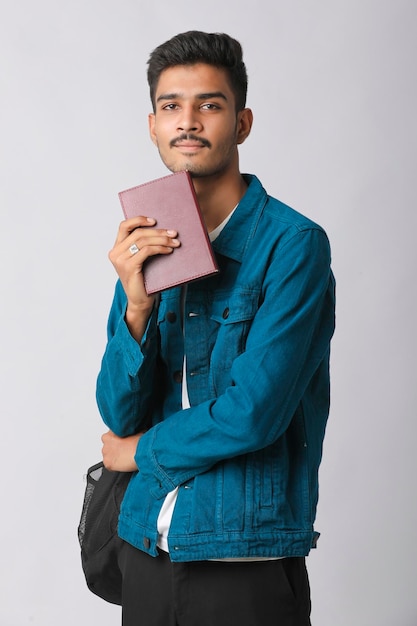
210, 175, 267, 263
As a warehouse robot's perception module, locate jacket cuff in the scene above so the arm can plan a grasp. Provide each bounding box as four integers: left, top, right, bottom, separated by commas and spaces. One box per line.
113, 306, 157, 377
135, 426, 177, 498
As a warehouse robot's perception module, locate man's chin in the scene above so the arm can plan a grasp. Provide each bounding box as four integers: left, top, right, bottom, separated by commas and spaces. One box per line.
161, 154, 225, 179
165, 162, 207, 178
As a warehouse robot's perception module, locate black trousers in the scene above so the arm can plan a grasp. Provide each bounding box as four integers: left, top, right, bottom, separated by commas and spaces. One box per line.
119, 542, 311, 626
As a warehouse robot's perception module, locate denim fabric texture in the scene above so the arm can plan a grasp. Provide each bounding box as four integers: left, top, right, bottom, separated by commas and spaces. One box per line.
96, 174, 336, 562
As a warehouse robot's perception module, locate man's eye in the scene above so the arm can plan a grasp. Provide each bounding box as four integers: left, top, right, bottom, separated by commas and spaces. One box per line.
162, 103, 179, 111
201, 103, 219, 110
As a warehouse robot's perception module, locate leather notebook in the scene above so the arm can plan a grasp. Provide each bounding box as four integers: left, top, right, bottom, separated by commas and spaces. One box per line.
118, 171, 219, 294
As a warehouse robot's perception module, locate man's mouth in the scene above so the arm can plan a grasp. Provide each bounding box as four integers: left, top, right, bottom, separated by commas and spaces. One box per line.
170, 134, 211, 149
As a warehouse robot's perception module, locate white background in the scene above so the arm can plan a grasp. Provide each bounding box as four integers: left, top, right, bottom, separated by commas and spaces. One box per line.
1, 1, 416, 624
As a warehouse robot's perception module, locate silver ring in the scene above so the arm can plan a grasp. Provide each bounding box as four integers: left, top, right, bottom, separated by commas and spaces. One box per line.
129, 243, 140, 255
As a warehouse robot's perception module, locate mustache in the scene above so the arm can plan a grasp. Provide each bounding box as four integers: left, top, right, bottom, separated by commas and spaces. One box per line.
170, 133, 212, 149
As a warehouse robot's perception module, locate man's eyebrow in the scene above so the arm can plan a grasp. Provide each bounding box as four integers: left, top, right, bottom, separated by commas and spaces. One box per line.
197, 92, 228, 101
156, 91, 228, 103
156, 93, 181, 103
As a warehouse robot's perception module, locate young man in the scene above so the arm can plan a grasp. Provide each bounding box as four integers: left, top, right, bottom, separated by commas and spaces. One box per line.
97, 31, 335, 626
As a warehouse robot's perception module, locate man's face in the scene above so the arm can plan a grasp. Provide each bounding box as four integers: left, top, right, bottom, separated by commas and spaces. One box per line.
149, 63, 248, 178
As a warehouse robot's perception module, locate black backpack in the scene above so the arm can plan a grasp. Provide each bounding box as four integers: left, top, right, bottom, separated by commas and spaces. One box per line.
78, 461, 133, 605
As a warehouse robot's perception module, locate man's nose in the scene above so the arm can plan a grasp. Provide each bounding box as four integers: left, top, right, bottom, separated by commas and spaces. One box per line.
177, 106, 202, 133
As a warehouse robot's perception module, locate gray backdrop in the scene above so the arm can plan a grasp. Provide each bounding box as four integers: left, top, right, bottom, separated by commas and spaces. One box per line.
1, 1, 416, 624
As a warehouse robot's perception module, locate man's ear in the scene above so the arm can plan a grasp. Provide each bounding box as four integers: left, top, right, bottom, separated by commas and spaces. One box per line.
236, 108, 253, 145
148, 113, 157, 145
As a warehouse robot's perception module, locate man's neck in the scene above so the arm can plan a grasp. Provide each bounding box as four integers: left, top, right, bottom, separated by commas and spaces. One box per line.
192, 171, 248, 233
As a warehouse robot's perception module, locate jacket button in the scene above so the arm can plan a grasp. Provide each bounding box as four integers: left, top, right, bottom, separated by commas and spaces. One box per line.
222, 307, 230, 319
173, 370, 183, 383
143, 537, 151, 549
166, 311, 177, 323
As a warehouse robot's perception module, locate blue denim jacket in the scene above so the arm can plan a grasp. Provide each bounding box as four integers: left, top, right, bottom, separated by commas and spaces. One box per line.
96, 174, 335, 562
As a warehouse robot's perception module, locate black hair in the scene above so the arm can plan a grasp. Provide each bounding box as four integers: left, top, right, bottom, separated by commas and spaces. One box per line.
147, 31, 248, 112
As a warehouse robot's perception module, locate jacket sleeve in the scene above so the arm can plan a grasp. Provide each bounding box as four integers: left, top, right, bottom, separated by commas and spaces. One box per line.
136, 227, 336, 500
96, 280, 159, 435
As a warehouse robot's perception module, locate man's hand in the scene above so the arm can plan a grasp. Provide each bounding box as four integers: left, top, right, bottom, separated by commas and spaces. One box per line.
101, 430, 142, 472
109, 215, 180, 341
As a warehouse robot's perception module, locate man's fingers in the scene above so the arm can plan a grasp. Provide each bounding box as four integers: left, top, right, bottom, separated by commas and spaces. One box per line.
114, 215, 156, 245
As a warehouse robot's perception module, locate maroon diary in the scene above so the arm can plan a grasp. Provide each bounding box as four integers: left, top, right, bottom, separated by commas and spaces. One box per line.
118, 171, 219, 294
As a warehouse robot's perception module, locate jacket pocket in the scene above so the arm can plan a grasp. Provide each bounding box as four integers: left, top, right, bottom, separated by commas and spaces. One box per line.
250, 410, 312, 531
187, 460, 247, 534
209, 288, 260, 384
